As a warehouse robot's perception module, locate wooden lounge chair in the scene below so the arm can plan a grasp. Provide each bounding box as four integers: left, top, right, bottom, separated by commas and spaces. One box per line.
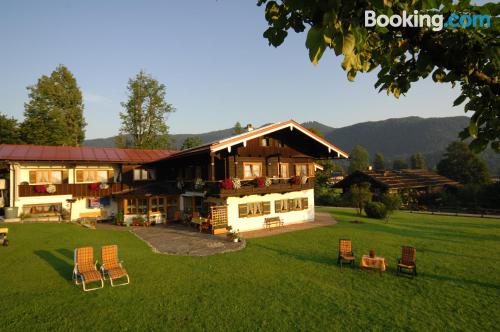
337, 239, 355, 268
397, 246, 417, 277
73, 247, 104, 291
100, 245, 130, 287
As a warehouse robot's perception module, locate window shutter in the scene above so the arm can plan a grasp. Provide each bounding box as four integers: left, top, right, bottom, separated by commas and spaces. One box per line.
29, 171, 36, 184
238, 204, 248, 218
108, 169, 115, 183
274, 200, 281, 212
76, 170, 84, 182
302, 197, 309, 210
62, 170, 69, 184
263, 201, 271, 215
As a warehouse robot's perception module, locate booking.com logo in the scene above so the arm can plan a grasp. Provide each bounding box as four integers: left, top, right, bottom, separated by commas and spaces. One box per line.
365, 10, 491, 31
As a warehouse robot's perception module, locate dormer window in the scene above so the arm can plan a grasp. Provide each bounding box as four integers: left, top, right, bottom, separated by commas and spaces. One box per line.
133, 168, 156, 181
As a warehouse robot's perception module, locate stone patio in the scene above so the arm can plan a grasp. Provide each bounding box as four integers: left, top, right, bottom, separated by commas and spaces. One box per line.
96, 212, 336, 256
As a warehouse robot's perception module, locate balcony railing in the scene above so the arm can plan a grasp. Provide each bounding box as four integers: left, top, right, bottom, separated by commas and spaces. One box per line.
189, 177, 315, 197
18, 183, 130, 198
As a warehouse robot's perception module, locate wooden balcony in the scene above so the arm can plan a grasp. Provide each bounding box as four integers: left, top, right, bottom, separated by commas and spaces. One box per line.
203, 178, 315, 198
18, 183, 130, 198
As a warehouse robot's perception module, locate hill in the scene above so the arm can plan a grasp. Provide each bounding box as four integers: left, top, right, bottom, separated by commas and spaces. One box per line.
83, 116, 500, 175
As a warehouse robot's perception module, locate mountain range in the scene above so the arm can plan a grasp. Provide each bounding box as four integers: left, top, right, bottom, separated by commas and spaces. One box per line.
83, 116, 500, 175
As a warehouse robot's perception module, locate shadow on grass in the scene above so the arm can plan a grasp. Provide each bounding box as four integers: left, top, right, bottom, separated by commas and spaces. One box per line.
253, 243, 337, 267
56, 248, 74, 260
34, 250, 73, 281
421, 272, 500, 290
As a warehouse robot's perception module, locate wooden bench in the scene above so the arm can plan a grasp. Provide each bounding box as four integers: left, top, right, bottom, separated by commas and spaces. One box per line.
264, 217, 283, 230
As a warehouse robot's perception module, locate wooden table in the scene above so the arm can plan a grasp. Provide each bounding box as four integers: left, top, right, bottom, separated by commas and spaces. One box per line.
191, 217, 208, 232
360, 255, 387, 273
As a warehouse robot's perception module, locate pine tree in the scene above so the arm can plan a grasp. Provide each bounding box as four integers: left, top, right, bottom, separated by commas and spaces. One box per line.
20, 65, 86, 146
233, 122, 243, 135
373, 153, 385, 171
119, 70, 175, 149
392, 159, 408, 170
410, 153, 426, 169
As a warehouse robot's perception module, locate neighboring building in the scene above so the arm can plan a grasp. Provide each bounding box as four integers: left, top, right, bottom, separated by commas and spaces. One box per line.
333, 169, 460, 196
0, 145, 173, 221
0, 120, 349, 232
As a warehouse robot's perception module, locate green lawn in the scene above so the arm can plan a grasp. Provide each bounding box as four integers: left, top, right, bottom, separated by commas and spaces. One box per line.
1, 208, 499, 331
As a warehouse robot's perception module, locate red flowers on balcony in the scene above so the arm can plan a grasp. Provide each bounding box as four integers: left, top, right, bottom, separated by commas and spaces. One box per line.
290, 176, 301, 185
220, 178, 234, 190
34, 185, 47, 193
255, 177, 266, 188
88, 183, 100, 191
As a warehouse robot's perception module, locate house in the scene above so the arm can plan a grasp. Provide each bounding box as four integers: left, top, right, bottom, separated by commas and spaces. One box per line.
0, 120, 349, 231
333, 169, 460, 197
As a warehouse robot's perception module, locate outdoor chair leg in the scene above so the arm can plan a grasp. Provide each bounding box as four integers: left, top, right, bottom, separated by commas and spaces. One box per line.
82, 278, 104, 292
110, 274, 130, 287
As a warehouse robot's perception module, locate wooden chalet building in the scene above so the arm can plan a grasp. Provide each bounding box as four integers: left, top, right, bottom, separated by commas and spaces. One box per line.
0, 120, 349, 232
333, 169, 460, 196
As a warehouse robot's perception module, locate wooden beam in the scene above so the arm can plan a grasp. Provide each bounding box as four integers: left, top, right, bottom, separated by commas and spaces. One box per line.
210, 153, 215, 181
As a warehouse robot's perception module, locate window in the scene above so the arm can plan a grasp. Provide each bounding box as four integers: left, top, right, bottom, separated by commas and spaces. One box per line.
238, 201, 271, 218
29, 170, 63, 184
76, 170, 109, 183
133, 168, 156, 181
275, 199, 289, 212
275, 198, 308, 213
243, 162, 262, 179
279, 163, 289, 178
260, 138, 270, 147
23, 203, 62, 215
151, 197, 166, 213
295, 164, 310, 176
125, 198, 148, 214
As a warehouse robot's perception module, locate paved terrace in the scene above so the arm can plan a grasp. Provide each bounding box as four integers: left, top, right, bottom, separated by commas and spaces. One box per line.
97, 212, 336, 256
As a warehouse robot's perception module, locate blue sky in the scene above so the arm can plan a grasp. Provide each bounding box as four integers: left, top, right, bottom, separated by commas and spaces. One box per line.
0, 0, 468, 139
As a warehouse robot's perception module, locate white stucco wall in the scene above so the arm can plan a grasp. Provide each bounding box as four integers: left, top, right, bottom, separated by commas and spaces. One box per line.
226, 189, 314, 232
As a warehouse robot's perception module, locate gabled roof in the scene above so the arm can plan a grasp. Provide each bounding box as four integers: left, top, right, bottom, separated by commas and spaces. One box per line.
0, 144, 175, 163
334, 169, 460, 189
159, 119, 349, 160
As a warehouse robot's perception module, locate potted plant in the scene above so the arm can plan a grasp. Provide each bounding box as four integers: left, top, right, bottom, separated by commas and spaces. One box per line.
46, 184, 56, 194
115, 211, 124, 226
226, 226, 241, 242
61, 208, 71, 221
221, 178, 234, 190
255, 177, 266, 188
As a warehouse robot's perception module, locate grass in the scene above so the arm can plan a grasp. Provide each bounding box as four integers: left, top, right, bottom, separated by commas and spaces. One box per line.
1, 208, 499, 331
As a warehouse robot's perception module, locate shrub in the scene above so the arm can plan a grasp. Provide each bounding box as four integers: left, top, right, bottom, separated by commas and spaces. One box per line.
365, 202, 387, 219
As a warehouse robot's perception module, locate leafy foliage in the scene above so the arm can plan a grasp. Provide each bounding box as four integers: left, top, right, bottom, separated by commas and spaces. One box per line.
21, 65, 86, 146
373, 152, 385, 171
348, 145, 370, 174
181, 136, 203, 150
119, 70, 175, 149
410, 152, 427, 169
392, 159, 409, 170
364, 201, 387, 219
257, 0, 500, 152
233, 122, 243, 135
437, 141, 490, 185
0, 113, 23, 144
381, 193, 402, 222
347, 182, 372, 215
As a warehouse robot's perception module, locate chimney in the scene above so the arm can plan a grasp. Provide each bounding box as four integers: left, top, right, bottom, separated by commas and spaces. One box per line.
246, 124, 254, 132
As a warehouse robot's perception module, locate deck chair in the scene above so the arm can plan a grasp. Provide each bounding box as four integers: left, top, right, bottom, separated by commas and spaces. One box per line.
397, 246, 417, 277
73, 247, 104, 291
100, 245, 130, 287
337, 239, 355, 268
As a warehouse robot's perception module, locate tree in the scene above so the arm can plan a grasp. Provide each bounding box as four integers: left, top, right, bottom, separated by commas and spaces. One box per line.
119, 70, 175, 149
181, 136, 203, 150
257, 1, 500, 152
373, 153, 385, 171
437, 141, 490, 185
21, 65, 86, 146
410, 153, 427, 169
348, 145, 369, 174
381, 193, 402, 223
347, 182, 372, 215
0, 113, 23, 144
393, 159, 409, 170
233, 122, 243, 135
